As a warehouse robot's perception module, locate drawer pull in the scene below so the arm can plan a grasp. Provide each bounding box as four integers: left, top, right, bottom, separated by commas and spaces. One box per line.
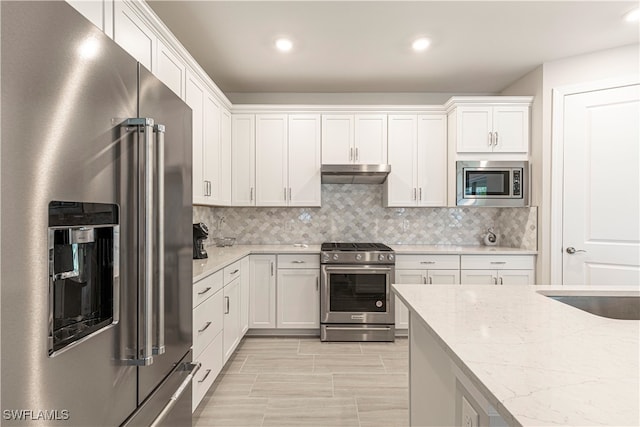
198, 322, 212, 333
490, 261, 507, 265
225, 296, 230, 314
197, 287, 212, 296
292, 260, 306, 264
420, 261, 436, 264
197, 369, 212, 384
230, 269, 239, 275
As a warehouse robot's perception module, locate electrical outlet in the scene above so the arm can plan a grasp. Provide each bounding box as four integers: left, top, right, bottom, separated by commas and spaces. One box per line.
461, 396, 479, 427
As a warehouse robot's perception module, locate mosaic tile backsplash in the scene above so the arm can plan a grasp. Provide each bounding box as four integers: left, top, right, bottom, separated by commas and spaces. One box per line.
194, 184, 537, 250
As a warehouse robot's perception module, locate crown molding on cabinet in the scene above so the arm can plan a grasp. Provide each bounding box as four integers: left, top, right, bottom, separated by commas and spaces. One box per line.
231, 104, 447, 114
444, 96, 534, 113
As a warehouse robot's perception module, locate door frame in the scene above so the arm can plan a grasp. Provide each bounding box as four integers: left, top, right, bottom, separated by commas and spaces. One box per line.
549, 75, 640, 285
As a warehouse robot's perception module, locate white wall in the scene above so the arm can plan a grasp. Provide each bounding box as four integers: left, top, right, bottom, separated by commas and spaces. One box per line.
502, 44, 640, 284
227, 91, 493, 105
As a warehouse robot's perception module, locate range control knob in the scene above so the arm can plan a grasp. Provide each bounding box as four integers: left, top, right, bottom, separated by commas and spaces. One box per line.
355, 254, 362, 261
388, 254, 395, 261
378, 254, 385, 261
322, 253, 330, 262
332, 254, 339, 261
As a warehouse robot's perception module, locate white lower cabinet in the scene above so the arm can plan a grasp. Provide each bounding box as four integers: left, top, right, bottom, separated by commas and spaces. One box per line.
192, 332, 223, 412
240, 256, 250, 335
249, 255, 277, 328
277, 255, 320, 328
223, 277, 241, 363
460, 255, 535, 285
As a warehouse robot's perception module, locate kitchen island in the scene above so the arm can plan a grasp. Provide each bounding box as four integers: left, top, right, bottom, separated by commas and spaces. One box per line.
392, 284, 639, 426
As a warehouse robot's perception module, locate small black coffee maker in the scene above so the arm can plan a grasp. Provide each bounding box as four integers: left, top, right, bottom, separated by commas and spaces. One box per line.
193, 223, 209, 259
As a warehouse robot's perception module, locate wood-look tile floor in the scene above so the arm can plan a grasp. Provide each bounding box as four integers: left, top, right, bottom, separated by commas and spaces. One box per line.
193, 337, 409, 427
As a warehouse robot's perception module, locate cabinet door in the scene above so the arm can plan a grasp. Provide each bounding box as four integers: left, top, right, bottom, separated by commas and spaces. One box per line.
240, 257, 250, 336
185, 72, 205, 204
220, 108, 232, 205
498, 270, 535, 285
355, 114, 387, 164
395, 270, 426, 329
276, 269, 320, 328
456, 106, 493, 153
417, 115, 447, 206
231, 114, 256, 206
288, 114, 321, 207
385, 115, 417, 207
203, 94, 221, 204
492, 106, 529, 153
256, 114, 288, 206
154, 39, 185, 99
427, 269, 460, 285
249, 255, 276, 328
223, 278, 241, 363
460, 270, 497, 285
66, 0, 111, 35
113, 1, 155, 71
322, 115, 354, 164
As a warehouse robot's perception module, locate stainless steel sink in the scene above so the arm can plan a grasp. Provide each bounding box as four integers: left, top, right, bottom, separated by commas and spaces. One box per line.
548, 296, 640, 320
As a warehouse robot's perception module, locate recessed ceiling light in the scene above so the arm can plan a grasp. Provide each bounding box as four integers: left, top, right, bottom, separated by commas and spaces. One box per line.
623, 8, 640, 22
275, 38, 293, 52
412, 37, 431, 52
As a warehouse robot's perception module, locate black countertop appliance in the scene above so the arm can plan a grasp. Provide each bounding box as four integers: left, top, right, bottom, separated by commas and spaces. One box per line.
193, 223, 209, 259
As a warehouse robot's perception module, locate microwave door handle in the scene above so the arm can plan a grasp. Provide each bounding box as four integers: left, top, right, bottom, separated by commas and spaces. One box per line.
153, 124, 166, 356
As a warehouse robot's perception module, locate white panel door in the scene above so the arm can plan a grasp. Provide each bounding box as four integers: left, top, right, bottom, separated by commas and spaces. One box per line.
395, 270, 426, 329
322, 115, 354, 164
256, 114, 288, 206
249, 255, 276, 328
231, 114, 256, 206
203, 94, 221, 204
113, 1, 154, 71
386, 115, 417, 206
223, 278, 241, 363
185, 73, 205, 204
456, 107, 492, 152
277, 269, 320, 328
355, 114, 387, 164
417, 114, 447, 206
427, 269, 460, 284
154, 40, 185, 98
460, 270, 497, 285
288, 114, 321, 207
492, 106, 529, 153
220, 109, 232, 205
498, 270, 535, 285
563, 84, 640, 285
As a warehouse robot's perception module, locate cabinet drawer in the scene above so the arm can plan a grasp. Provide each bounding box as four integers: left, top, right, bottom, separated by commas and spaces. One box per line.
193, 270, 223, 308
396, 254, 460, 270
223, 260, 242, 285
277, 254, 320, 269
192, 332, 223, 412
193, 289, 223, 358
461, 255, 535, 270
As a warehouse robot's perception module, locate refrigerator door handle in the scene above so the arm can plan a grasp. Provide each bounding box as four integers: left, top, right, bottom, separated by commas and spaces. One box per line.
153, 124, 166, 356
149, 362, 201, 427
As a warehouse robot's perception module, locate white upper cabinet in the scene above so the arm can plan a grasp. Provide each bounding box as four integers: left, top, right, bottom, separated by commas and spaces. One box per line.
186, 72, 206, 204
66, 0, 114, 37
113, 1, 155, 71
322, 114, 387, 164
232, 115, 256, 206
385, 114, 447, 207
154, 39, 186, 99
220, 108, 232, 205
255, 114, 288, 206
448, 100, 530, 154
203, 93, 221, 204
288, 114, 321, 207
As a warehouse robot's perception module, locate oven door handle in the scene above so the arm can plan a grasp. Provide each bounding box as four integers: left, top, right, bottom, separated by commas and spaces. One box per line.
322, 266, 393, 274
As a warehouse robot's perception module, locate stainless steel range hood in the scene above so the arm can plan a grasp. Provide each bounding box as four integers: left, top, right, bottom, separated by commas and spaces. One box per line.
321, 164, 391, 184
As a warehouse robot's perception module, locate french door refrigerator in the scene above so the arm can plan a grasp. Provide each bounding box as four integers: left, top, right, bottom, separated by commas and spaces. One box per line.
1, 2, 195, 426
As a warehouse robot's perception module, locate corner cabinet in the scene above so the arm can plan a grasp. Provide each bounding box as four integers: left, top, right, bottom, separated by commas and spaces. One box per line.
384, 114, 447, 207
321, 114, 387, 164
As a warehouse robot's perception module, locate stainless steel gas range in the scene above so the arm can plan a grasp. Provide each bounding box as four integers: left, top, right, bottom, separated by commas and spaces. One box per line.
320, 243, 396, 342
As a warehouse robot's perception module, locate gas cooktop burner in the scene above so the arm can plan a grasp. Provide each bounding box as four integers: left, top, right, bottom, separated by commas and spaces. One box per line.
321, 242, 393, 252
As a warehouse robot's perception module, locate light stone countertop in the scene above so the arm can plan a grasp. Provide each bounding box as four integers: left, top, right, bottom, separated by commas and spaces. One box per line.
193, 244, 536, 282
392, 284, 640, 427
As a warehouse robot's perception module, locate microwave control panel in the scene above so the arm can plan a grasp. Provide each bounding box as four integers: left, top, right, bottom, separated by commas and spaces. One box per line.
513, 170, 521, 196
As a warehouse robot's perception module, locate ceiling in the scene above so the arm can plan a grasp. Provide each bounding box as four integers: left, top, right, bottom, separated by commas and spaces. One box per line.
147, 1, 639, 96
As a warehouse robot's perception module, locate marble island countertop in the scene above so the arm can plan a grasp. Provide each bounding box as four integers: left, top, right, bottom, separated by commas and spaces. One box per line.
392, 284, 640, 426
193, 244, 536, 282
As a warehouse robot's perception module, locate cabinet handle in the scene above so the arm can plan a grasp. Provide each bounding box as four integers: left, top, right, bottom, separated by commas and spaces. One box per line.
419, 188, 422, 201
413, 188, 417, 200
494, 131, 499, 146
198, 369, 212, 384
284, 187, 287, 201
198, 321, 212, 333
224, 296, 230, 314
349, 148, 353, 161
250, 187, 254, 202
292, 260, 305, 264
203, 181, 208, 196
493, 276, 497, 285
499, 277, 503, 285
422, 276, 427, 284
488, 132, 493, 146
355, 147, 359, 160
490, 261, 506, 265
270, 262, 274, 276
316, 276, 319, 291
197, 286, 212, 296
230, 269, 239, 275
420, 261, 435, 264
428, 276, 433, 284
289, 187, 292, 201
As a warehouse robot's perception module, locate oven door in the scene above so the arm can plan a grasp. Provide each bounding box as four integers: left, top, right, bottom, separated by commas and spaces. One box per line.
321, 265, 394, 324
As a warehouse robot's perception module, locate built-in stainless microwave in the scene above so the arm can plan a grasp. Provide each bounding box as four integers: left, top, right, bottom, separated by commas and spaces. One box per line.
456, 161, 528, 207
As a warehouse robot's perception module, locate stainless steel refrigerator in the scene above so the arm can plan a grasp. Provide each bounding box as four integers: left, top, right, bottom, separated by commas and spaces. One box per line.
1, 2, 195, 426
